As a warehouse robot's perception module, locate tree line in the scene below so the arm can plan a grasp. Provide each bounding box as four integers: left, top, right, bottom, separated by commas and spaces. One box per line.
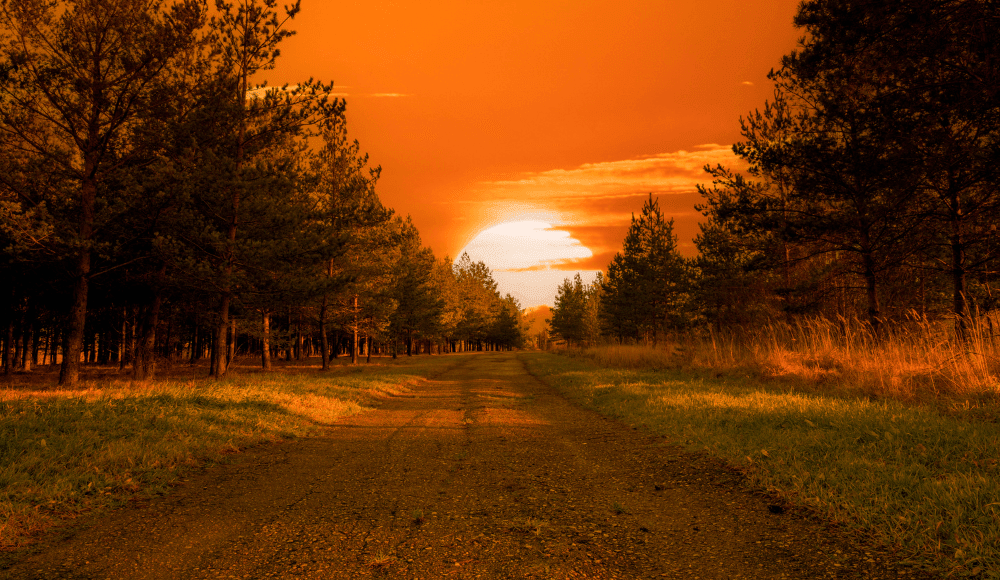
0, 0, 528, 385
551, 0, 1000, 345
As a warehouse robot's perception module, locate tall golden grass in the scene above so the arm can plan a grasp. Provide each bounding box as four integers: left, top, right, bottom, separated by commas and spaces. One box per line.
585, 315, 1000, 402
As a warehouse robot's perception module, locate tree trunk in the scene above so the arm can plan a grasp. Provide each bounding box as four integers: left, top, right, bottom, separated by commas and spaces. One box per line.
950, 188, 969, 340
59, 158, 98, 386
319, 297, 329, 370
284, 307, 293, 362
3, 316, 12, 377
351, 295, 359, 365
213, 42, 249, 377
190, 324, 200, 364
861, 249, 881, 336
210, 293, 231, 377
47, 327, 58, 366
14, 322, 24, 370
262, 311, 272, 370
21, 312, 34, 372
162, 308, 174, 361
294, 311, 302, 361
59, 251, 91, 385
228, 318, 237, 366
132, 290, 163, 381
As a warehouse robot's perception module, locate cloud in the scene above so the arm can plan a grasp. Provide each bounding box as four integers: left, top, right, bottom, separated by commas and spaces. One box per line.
451, 146, 743, 271
742, 81, 754, 86
368, 93, 412, 97
472, 145, 739, 202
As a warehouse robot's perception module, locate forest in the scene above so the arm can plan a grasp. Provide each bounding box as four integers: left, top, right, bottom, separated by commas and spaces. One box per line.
551, 0, 1000, 350
0, 0, 527, 387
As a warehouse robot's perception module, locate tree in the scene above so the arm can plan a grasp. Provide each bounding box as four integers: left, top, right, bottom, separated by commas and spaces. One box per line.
488, 294, 527, 350
745, 0, 1000, 332
549, 273, 602, 346
198, 0, 340, 377
308, 114, 387, 368
694, 164, 789, 325
388, 219, 442, 357
453, 253, 499, 350
601, 194, 692, 343
0, 0, 205, 385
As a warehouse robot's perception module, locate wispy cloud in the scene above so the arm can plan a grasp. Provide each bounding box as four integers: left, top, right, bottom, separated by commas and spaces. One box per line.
368, 93, 413, 98
473, 145, 739, 201
457, 145, 743, 267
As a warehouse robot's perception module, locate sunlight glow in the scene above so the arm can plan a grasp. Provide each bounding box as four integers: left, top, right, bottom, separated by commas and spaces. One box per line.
458, 221, 599, 307
459, 221, 592, 272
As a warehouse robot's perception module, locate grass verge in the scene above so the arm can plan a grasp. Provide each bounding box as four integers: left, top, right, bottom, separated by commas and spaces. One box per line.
579, 317, 1000, 405
0, 355, 459, 549
521, 351, 1000, 579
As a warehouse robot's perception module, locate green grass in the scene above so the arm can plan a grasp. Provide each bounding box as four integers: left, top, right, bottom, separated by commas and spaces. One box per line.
0, 355, 458, 548
521, 351, 1000, 579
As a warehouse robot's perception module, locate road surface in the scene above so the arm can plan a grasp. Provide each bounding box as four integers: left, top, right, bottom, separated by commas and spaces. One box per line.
2, 353, 931, 579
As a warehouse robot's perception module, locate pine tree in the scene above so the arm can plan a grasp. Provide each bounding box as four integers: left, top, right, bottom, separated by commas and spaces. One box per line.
0, 0, 205, 385
601, 194, 691, 343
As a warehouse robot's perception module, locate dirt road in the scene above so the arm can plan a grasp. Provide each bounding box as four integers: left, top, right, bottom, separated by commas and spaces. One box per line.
2, 353, 930, 579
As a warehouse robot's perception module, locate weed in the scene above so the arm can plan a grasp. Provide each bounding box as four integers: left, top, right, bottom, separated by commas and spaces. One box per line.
410, 509, 425, 523
368, 552, 395, 568
611, 502, 629, 515
509, 517, 549, 535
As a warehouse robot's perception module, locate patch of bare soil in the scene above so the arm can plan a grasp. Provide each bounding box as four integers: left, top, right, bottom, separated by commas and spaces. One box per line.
1, 353, 939, 579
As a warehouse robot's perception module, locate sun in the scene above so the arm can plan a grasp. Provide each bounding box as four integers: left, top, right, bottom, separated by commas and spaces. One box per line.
458, 221, 600, 308
458, 221, 592, 271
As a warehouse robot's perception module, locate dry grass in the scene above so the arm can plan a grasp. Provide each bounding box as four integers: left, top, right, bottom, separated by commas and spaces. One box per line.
585, 315, 1000, 405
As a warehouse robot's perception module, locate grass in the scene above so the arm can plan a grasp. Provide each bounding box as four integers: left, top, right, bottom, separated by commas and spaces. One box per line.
367, 552, 396, 568
509, 517, 550, 535
676, 315, 999, 404
521, 350, 1000, 579
0, 355, 459, 549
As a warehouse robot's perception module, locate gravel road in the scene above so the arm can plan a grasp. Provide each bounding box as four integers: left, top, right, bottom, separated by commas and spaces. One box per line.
1, 353, 936, 579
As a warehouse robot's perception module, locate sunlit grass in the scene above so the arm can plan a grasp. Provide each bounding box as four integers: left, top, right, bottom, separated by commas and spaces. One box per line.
0, 355, 458, 548
694, 316, 1000, 403
584, 316, 1000, 406
522, 351, 1000, 578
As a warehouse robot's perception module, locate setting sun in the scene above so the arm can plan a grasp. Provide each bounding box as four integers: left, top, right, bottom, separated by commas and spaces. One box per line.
459, 221, 600, 307
459, 221, 592, 271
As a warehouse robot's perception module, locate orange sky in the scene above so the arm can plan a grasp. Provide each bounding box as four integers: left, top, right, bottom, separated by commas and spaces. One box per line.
270, 0, 803, 306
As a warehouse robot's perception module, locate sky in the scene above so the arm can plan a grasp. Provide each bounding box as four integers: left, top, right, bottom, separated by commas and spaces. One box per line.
269, 0, 804, 307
